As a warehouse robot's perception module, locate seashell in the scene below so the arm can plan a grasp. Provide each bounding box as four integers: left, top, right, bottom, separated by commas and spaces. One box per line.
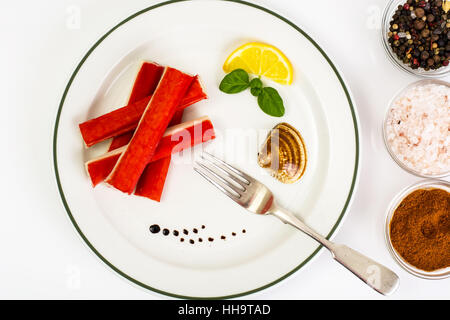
257, 122, 307, 184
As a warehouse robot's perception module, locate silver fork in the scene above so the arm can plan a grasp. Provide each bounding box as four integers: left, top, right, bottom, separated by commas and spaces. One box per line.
194, 152, 399, 296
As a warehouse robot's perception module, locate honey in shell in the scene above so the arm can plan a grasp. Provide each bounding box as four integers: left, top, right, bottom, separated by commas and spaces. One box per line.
257, 123, 307, 184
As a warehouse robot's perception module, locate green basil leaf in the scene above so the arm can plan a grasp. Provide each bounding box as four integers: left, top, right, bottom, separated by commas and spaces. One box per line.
219, 69, 250, 94
249, 78, 263, 96
249, 78, 263, 89
257, 87, 285, 117
250, 87, 262, 96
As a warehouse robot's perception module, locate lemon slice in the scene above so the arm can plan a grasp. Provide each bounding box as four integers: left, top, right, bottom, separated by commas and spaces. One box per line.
223, 42, 294, 85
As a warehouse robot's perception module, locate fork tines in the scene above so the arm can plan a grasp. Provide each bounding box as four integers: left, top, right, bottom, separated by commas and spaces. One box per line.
194, 152, 251, 199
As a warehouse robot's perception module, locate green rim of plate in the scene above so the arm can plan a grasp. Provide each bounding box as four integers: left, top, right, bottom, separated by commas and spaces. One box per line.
53, 0, 360, 299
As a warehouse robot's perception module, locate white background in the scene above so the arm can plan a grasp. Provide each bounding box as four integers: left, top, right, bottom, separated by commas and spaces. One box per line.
1, 0, 448, 299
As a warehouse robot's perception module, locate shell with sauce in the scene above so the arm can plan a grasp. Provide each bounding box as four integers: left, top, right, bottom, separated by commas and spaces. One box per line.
257, 122, 307, 184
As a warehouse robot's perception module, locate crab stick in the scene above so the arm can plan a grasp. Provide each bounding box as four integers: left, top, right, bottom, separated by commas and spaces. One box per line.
111, 61, 180, 202
79, 75, 207, 148
105, 68, 195, 193
134, 109, 184, 201
108, 61, 164, 151
86, 116, 215, 187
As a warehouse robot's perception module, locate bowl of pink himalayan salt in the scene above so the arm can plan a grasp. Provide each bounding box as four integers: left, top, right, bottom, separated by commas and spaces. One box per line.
383, 79, 449, 178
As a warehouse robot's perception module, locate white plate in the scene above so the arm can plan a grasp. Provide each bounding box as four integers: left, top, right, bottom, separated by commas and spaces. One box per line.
53, 0, 359, 298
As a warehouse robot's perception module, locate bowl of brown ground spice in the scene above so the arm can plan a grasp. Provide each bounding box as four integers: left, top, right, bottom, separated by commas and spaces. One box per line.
385, 179, 450, 279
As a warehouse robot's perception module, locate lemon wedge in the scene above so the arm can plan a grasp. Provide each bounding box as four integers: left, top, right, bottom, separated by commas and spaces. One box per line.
223, 42, 294, 85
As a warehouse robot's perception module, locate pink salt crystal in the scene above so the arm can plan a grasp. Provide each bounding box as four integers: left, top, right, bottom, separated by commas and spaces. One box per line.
385, 83, 449, 175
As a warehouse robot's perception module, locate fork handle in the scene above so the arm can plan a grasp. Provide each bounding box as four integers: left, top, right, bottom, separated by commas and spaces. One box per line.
327, 243, 400, 295
271, 206, 399, 296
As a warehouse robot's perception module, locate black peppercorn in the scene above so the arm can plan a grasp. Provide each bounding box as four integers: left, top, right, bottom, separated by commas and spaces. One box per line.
421, 51, 430, 60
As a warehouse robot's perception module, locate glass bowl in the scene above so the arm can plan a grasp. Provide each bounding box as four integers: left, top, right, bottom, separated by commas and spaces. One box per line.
385, 179, 450, 279
381, 0, 450, 78
383, 79, 450, 178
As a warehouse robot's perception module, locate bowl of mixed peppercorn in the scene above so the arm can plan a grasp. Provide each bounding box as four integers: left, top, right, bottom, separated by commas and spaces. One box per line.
382, 0, 450, 77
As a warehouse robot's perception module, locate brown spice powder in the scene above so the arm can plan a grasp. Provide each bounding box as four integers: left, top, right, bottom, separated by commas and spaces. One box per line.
389, 188, 450, 272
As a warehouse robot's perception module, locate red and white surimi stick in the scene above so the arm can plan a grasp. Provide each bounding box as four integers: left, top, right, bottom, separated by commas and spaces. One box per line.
134, 108, 184, 201
127, 61, 164, 105
113, 61, 181, 201
78, 75, 207, 148
108, 61, 164, 151
106, 62, 208, 201
86, 116, 215, 187
105, 67, 195, 193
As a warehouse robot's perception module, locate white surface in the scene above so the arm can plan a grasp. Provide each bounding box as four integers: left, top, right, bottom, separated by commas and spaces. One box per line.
1, 0, 448, 299
56, 0, 357, 298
